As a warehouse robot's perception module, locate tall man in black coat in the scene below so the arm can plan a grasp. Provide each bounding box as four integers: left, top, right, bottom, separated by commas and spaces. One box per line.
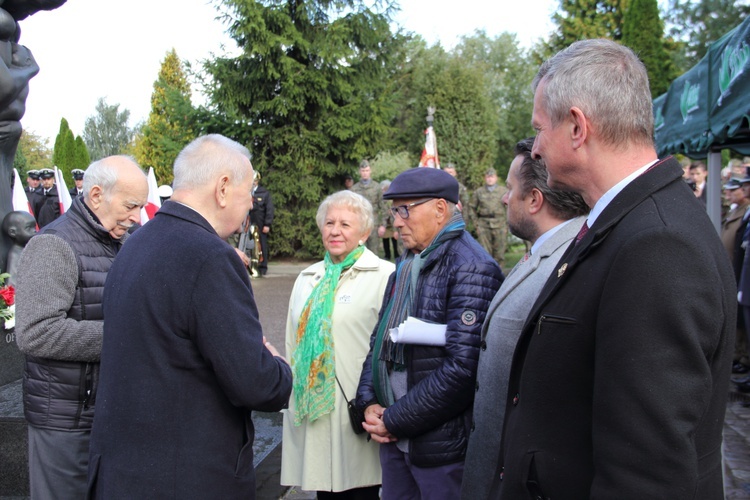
495, 39, 735, 499
249, 171, 274, 276
88, 135, 292, 499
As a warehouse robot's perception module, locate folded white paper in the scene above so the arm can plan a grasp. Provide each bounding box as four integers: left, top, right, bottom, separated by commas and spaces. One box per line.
389, 316, 447, 346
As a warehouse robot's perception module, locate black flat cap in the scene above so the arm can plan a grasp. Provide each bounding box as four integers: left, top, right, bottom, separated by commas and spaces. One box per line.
39, 168, 54, 179
71, 169, 85, 180
384, 167, 459, 204
27, 170, 40, 180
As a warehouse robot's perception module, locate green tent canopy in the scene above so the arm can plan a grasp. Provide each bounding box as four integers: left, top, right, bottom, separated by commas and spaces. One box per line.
654, 16, 750, 156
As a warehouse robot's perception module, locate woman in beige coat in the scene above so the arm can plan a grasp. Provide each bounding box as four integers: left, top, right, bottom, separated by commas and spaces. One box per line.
281, 190, 394, 499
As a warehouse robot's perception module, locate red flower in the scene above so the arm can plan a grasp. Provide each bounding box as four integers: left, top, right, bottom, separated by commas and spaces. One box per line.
0, 285, 15, 306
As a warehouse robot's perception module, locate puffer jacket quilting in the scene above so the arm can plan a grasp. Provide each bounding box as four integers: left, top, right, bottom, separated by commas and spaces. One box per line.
357, 231, 503, 466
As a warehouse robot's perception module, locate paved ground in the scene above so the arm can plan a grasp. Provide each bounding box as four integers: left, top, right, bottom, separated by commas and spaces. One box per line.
256, 261, 750, 500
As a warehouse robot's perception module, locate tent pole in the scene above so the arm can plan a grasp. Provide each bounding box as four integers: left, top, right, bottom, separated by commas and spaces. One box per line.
707, 151, 722, 235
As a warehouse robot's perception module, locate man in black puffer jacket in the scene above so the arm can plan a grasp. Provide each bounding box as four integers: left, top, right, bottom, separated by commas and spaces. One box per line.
15, 156, 147, 499
357, 167, 504, 499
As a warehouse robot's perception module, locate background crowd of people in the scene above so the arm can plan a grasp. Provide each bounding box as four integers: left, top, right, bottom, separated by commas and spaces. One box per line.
7, 37, 743, 500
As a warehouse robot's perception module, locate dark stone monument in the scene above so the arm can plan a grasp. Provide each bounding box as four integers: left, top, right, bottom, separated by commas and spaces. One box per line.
0, 3, 67, 496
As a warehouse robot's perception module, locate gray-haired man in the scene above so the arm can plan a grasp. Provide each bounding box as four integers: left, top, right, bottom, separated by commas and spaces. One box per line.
15, 156, 147, 498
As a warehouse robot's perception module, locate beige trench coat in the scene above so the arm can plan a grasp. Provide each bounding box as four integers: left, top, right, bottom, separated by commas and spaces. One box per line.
281, 248, 394, 492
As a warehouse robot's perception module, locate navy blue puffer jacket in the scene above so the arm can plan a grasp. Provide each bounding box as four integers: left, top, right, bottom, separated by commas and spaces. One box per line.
357, 231, 503, 467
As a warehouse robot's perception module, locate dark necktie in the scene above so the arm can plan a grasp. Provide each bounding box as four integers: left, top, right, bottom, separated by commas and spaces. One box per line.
575, 221, 589, 245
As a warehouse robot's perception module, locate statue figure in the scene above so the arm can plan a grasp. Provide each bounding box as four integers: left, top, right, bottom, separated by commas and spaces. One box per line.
2, 209, 35, 283
0, 0, 66, 271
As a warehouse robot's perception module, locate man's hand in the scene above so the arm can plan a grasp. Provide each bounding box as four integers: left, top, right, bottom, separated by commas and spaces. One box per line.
234, 247, 250, 267
377, 225, 386, 238
262, 226, 270, 234
362, 404, 397, 443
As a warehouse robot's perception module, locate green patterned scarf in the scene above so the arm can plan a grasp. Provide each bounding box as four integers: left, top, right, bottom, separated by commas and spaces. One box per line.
291, 245, 365, 425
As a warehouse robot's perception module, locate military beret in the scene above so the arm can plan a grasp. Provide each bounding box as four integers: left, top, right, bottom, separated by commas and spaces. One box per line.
485, 168, 497, 176
39, 168, 54, 179
384, 167, 459, 204
71, 169, 85, 180
27, 170, 40, 180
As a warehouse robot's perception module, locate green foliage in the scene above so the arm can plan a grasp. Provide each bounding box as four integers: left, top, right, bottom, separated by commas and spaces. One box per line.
52, 119, 79, 186
74, 136, 91, 171
663, 0, 750, 71
545, 0, 629, 56
15, 129, 52, 176
12, 146, 26, 173
370, 150, 413, 182
454, 31, 536, 183
134, 49, 195, 185
201, 0, 405, 259
621, 0, 675, 96
83, 98, 134, 160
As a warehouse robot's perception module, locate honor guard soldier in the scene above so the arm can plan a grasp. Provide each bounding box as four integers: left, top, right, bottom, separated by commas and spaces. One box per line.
70, 169, 85, 197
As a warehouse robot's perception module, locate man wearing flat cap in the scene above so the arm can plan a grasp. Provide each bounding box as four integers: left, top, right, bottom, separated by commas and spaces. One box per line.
356, 167, 504, 499
70, 169, 85, 198
470, 167, 508, 266
33, 167, 60, 228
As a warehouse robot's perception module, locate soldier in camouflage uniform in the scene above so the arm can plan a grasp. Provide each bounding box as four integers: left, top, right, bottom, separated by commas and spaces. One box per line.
443, 163, 470, 212
470, 167, 508, 266
351, 159, 386, 255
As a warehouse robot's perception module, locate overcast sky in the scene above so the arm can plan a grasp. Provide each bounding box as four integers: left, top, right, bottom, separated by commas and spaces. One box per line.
18, 0, 556, 142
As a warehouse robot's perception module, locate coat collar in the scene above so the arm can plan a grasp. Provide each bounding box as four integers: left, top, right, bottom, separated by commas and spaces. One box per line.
573, 157, 682, 253
300, 247, 382, 277
156, 200, 218, 237
526, 157, 683, 322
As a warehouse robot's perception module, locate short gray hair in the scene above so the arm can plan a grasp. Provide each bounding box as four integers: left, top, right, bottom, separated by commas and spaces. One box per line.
533, 39, 654, 148
83, 155, 137, 200
173, 135, 252, 191
315, 190, 374, 235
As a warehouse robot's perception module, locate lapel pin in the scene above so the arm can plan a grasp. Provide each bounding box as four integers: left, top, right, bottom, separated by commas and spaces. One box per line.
557, 263, 568, 278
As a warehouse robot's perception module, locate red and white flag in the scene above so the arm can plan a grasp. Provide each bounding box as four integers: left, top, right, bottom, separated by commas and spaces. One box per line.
12, 168, 34, 215
54, 167, 73, 215
140, 167, 161, 224
418, 126, 440, 168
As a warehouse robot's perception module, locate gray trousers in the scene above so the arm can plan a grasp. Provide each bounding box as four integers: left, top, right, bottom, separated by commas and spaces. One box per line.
28, 425, 90, 499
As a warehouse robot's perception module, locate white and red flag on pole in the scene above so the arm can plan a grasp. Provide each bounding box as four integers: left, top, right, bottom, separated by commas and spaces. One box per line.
140, 167, 161, 224
418, 126, 440, 168
12, 168, 34, 215
54, 167, 73, 215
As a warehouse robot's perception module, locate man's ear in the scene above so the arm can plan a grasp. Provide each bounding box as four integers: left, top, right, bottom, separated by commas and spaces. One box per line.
216, 175, 230, 207
569, 106, 588, 150
7, 226, 16, 239
435, 198, 448, 219
527, 188, 544, 215
88, 186, 103, 210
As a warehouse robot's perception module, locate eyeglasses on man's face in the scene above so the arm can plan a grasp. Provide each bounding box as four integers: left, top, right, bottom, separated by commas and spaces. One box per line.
390, 198, 433, 219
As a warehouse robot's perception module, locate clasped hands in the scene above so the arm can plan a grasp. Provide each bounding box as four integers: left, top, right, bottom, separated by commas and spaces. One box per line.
362, 403, 397, 443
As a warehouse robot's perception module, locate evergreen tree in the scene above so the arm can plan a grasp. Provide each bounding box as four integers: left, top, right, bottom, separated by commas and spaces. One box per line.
201, 0, 405, 259
134, 49, 195, 185
546, 0, 628, 55
83, 97, 134, 160
74, 136, 91, 171
52, 119, 77, 185
622, 0, 675, 97
454, 31, 536, 183
52, 118, 71, 168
